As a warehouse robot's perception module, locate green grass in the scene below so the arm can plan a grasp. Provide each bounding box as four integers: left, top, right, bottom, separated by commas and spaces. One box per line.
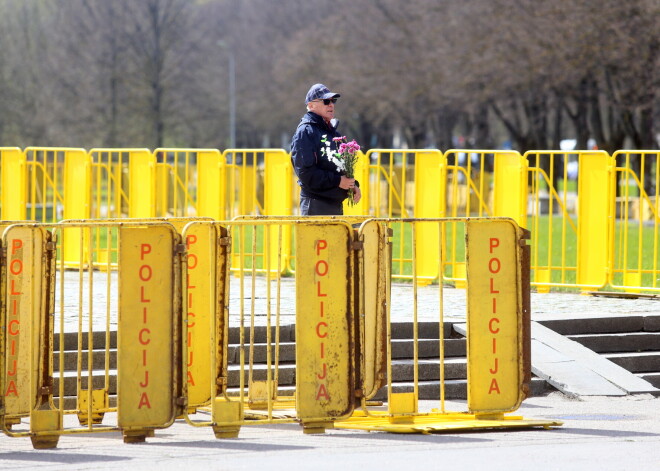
59, 216, 660, 293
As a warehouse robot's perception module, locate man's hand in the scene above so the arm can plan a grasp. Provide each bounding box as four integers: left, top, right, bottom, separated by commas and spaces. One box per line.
339, 176, 355, 190
353, 185, 362, 204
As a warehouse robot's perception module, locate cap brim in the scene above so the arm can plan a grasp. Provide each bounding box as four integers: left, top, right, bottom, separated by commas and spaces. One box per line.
321, 92, 340, 100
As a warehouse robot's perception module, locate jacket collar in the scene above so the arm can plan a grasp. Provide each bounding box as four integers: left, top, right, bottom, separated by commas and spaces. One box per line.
301, 111, 336, 131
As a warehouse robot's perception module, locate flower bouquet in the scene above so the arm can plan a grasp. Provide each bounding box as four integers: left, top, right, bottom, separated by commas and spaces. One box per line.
321, 135, 361, 205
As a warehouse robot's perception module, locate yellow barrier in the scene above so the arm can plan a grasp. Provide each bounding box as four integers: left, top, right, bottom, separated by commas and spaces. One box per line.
1, 217, 557, 448
610, 151, 660, 292
524, 150, 611, 292
363, 149, 417, 217
127, 149, 157, 218
90, 149, 131, 219
197, 149, 227, 220
222, 149, 267, 217
335, 218, 557, 433
2, 146, 659, 293
0, 148, 27, 220
0, 221, 185, 446
155, 148, 202, 217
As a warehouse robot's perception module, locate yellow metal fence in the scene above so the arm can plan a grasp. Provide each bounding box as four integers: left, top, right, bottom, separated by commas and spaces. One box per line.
0, 217, 558, 448
1, 147, 659, 292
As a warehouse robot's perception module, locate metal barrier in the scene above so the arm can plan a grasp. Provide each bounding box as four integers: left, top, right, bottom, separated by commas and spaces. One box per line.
89, 149, 133, 219
336, 217, 556, 432
0, 148, 27, 221
3, 146, 659, 293
155, 148, 201, 217
524, 150, 612, 292
0, 221, 184, 446
610, 151, 660, 292
0, 216, 557, 448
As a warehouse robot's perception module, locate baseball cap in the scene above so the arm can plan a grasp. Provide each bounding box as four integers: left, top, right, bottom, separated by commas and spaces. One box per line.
305, 83, 340, 104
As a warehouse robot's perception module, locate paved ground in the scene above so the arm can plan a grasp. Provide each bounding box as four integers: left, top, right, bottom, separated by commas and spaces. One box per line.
7, 273, 660, 469
54, 270, 660, 331
1, 394, 659, 470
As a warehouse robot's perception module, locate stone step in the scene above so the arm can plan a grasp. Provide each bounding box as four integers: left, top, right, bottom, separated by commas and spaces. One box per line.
53, 331, 117, 351
370, 377, 553, 401
567, 332, 660, 353
390, 358, 466, 381
53, 350, 116, 371
604, 352, 660, 373
51, 371, 117, 396
539, 315, 660, 336
640, 373, 660, 389
391, 338, 466, 358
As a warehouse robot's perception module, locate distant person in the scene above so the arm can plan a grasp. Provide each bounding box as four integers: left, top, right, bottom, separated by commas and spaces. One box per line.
291, 83, 361, 215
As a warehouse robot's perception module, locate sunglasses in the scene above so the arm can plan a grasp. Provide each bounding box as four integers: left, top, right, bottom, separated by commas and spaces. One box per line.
315, 98, 337, 105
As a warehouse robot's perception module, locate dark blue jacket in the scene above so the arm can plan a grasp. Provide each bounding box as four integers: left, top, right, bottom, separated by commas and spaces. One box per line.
291, 111, 351, 203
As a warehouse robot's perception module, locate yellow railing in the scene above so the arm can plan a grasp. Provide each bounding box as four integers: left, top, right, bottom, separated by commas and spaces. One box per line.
2, 146, 659, 292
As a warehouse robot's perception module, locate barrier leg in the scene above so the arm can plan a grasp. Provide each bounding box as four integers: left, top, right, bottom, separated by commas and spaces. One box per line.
30, 407, 62, 449
212, 398, 242, 438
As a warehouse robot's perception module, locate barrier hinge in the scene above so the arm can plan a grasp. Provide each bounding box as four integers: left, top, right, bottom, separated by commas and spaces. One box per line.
219, 236, 231, 247
45, 241, 57, 251
174, 243, 187, 255
351, 240, 364, 251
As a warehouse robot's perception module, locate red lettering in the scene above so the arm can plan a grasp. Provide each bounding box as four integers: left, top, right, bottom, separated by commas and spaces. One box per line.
489, 237, 500, 253
317, 282, 327, 297
10, 340, 16, 356
10, 279, 21, 295
140, 244, 152, 260
7, 359, 17, 376
317, 363, 327, 380
187, 274, 196, 290
488, 378, 501, 394
188, 292, 193, 309
489, 358, 499, 374
492, 297, 497, 314
139, 328, 151, 345
316, 322, 328, 338
315, 260, 328, 277
492, 337, 497, 354
9, 259, 22, 275
188, 351, 194, 367
315, 239, 327, 256
5, 380, 18, 396
12, 299, 17, 315
187, 331, 193, 348
140, 370, 149, 388
186, 234, 197, 248
140, 286, 150, 302
320, 342, 325, 359
143, 307, 148, 324
187, 371, 195, 386
319, 301, 324, 318
188, 312, 196, 329
187, 253, 198, 270
11, 239, 23, 255
139, 264, 152, 282
143, 350, 147, 366
490, 278, 499, 294
315, 384, 329, 401
8, 319, 19, 336
489, 318, 500, 334
138, 392, 151, 409
488, 257, 500, 274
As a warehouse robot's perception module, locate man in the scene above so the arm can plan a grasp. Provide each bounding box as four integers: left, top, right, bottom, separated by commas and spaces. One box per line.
291, 83, 361, 215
